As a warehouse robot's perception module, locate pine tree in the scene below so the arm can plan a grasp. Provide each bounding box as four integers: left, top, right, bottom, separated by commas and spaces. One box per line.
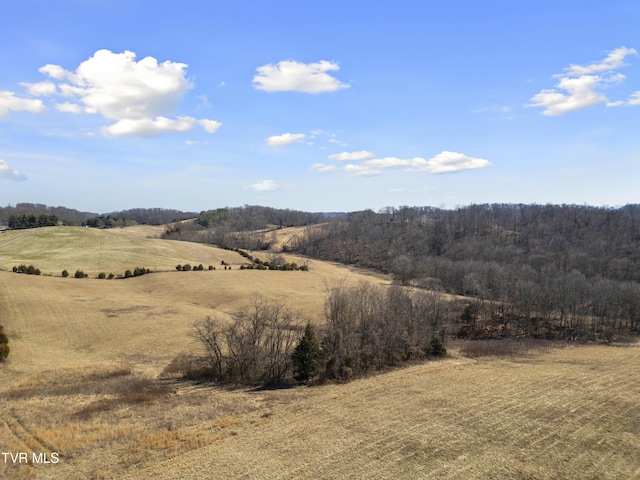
292, 324, 323, 383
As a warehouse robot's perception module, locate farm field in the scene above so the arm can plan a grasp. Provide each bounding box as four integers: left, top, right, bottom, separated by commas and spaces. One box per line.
1, 226, 639, 479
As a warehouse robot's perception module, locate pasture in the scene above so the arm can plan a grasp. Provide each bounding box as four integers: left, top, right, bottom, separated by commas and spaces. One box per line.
1, 226, 639, 479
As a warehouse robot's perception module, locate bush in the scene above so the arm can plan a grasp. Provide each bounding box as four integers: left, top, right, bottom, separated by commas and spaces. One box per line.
426, 336, 447, 357
183, 264, 192, 271
97, 272, 106, 279
108, 273, 114, 279
75, 269, 87, 278
62, 269, 69, 277
176, 264, 183, 271
124, 270, 133, 278
13, 264, 41, 275
0, 325, 9, 362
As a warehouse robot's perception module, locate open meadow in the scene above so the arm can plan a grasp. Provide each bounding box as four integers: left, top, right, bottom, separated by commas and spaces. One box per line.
1, 226, 639, 479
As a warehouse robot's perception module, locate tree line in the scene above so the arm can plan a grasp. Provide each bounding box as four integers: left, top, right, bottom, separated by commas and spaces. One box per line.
1, 203, 195, 227
7, 214, 59, 229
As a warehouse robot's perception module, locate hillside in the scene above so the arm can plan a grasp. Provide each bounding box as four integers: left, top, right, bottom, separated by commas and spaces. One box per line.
1, 224, 639, 479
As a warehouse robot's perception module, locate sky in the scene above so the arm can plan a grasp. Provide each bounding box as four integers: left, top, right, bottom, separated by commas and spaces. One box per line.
1, 0, 639, 213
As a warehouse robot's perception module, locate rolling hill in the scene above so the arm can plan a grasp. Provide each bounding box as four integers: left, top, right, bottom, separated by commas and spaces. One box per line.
1, 225, 638, 479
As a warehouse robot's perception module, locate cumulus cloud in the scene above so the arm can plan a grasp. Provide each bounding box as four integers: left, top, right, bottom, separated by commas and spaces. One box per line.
102, 116, 196, 136
0, 159, 26, 180
55, 102, 82, 113
266, 132, 306, 147
363, 152, 491, 173
250, 179, 278, 191
198, 119, 222, 133
253, 60, 350, 93
629, 92, 640, 105
0, 91, 45, 117
564, 46, 637, 76
528, 47, 637, 115
328, 150, 375, 162
310, 163, 339, 173
36, 49, 221, 136
408, 151, 492, 174
344, 164, 381, 177
311, 151, 491, 177
20, 81, 57, 96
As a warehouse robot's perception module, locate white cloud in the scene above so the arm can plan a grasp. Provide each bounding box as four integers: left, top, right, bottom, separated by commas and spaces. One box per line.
253, 60, 350, 93
528, 47, 637, 115
0, 91, 45, 117
329, 150, 375, 162
564, 46, 637, 76
629, 92, 640, 105
364, 157, 412, 168
328, 138, 348, 147
39, 64, 67, 79
363, 152, 491, 174
20, 81, 57, 96
185, 140, 208, 146
266, 132, 305, 147
250, 179, 278, 191
0, 159, 26, 180
310, 163, 339, 173
312, 151, 491, 176
408, 151, 492, 174
344, 164, 381, 177
101, 116, 196, 136
37, 49, 221, 136
198, 119, 222, 133
55, 102, 82, 113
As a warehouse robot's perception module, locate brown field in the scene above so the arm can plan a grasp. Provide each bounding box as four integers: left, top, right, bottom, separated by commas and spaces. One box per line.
1, 226, 639, 479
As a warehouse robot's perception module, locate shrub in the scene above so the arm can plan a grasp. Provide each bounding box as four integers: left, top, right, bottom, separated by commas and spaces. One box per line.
108, 273, 115, 279
74, 269, 86, 278
62, 269, 69, 277
124, 270, 133, 278
0, 325, 9, 361
426, 336, 447, 357
13, 264, 41, 275
97, 272, 106, 279
208, 265, 214, 270
183, 264, 192, 271
176, 264, 183, 271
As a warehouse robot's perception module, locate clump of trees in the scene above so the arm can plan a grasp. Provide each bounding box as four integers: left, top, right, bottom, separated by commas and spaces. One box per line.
176, 264, 210, 271
321, 282, 447, 380
240, 255, 308, 271
124, 267, 151, 278
13, 264, 41, 275
193, 283, 449, 387
0, 325, 9, 362
8, 213, 58, 229
194, 294, 304, 385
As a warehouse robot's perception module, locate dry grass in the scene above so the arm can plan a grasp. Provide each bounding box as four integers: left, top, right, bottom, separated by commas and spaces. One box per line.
1, 226, 639, 479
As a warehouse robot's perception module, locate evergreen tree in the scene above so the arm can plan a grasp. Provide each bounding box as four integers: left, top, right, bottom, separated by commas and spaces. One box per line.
0, 325, 9, 361
292, 324, 324, 383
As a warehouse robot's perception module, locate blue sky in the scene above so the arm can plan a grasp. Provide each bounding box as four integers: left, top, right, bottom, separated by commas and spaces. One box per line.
1, 0, 639, 213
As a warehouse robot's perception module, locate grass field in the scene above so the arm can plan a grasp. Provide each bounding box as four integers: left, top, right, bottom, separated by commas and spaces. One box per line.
1, 226, 639, 479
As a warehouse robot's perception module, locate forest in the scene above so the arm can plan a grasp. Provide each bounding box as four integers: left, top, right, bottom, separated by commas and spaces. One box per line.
173, 203, 640, 343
